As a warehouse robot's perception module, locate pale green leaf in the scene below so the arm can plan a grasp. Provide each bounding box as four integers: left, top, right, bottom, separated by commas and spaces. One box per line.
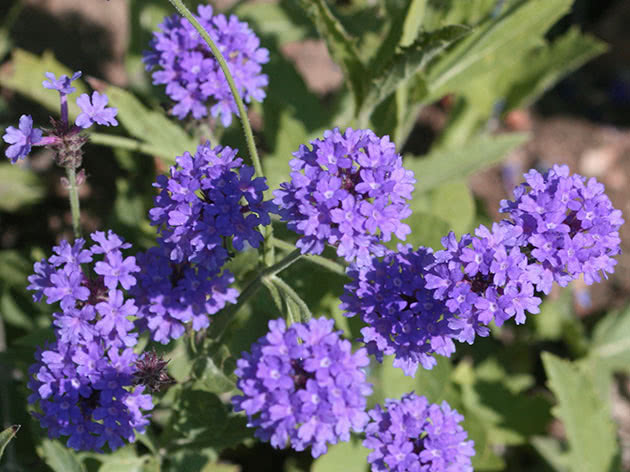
235, 2, 308, 44
312, 438, 368, 472
39, 439, 85, 472
425, 0, 573, 100
103, 85, 196, 164
0, 163, 45, 211
429, 179, 475, 235
0, 425, 19, 463
359, 25, 469, 123
590, 305, 630, 373
542, 352, 619, 472
404, 132, 528, 192
531, 436, 570, 472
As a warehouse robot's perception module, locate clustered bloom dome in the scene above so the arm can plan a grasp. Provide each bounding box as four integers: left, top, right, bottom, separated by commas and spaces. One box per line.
26, 231, 153, 451
499, 164, 623, 287
273, 128, 416, 266
232, 317, 373, 458
143, 4, 269, 126
340, 245, 457, 376
135, 141, 273, 344
364, 393, 474, 472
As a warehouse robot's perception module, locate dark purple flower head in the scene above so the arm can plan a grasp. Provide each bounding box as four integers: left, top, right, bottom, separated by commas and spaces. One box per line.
364, 393, 474, 472
500, 164, 623, 287
425, 223, 541, 344
341, 245, 457, 376
274, 128, 415, 266
143, 5, 268, 126
3, 114, 44, 162
232, 317, 372, 458
75, 91, 118, 129
43, 71, 82, 95
131, 245, 238, 344
149, 141, 274, 270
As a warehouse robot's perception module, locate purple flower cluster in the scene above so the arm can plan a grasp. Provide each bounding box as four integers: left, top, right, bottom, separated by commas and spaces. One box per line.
143, 5, 268, 126
364, 393, 474, 472
500, 164, 623, 286
424, 165, 623, 344
340, 245, 457, 376
274, 128, 415, 266
134, 141, 273, 343
232, 318, 372, 458
26, 231, 153, 451
3, 71, 117, 163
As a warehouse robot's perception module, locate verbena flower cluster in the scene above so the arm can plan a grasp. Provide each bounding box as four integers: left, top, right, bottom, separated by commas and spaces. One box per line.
364, 393, 474, 472
274, 128, 415, 266
26, 231, 153, 451
425, 164, 624, 344
340, 245, 457, 376
143, 4, 269, 126
232, 317, 372, 458
131, 141, 274, 343
342, 165, 623, 374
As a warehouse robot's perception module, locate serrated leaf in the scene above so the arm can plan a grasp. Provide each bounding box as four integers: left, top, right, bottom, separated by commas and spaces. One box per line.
192, 344, 238, 395
425, 0, 573, 100
0, 164, 45, 211
103, 85, 196, 164
542, 352, 619, 472
590, 305, 630, 372
312, 438, 368, 472
297, 0, 367, 108
359, 25, 469, 123
0, 49, 87, 118
505, 27, 607, 110
39, 439, 85, 472
405, 132, 528, 193
0, 425, 20, 462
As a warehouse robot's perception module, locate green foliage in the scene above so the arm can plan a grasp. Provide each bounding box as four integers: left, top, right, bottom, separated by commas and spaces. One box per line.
0, 424, 20, 463
542, 353, 620, 472
0, 163, 45, 211
38, 439, 85, 472
312, 438, 368, 472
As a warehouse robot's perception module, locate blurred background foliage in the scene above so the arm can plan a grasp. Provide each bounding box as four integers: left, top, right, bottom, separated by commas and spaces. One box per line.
0, 0, 629, 471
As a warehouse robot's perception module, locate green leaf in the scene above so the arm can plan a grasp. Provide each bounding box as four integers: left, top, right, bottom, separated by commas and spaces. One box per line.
97, 447, 151, 472
297, 0, 367, 107
530, 436, 570, 472
359, 25, 469, 123
590, 305, 630, 373
393, 211, 451, 251
270, 275, 313, 325
542, 352, 619, 472
0, 425, 20, 462
0, 250, 32, 287
0, 163, 45, 212
504, 27, 607, 110
39, 439, 85, 472
103, 85, 196, 164
192, 344, 238, 395
405, 132, 528, 193
172, 390, 251, 452
425, 0, 574, 100
235, 2, 308, 44
1, 289, 35, 330
429, 179, 475, 235
312, 437, 368, 472
0, 49, 87, 118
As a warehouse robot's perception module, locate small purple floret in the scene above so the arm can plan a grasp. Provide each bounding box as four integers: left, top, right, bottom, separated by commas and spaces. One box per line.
3, 114, 43, 162
43, 71, 82, 94
76, 91, 118, 128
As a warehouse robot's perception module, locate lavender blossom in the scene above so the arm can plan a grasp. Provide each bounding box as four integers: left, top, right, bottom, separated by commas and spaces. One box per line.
42, 71, 82, 94
3, 114, 43, 162
274, 128, 415, 266
75, 91, 118, 129
232, 318, 372, 458
500, 164, 623, 287
340, 245, 458, 376
364, 393, 474, 472
143, 5, 269, 126
26, 231, 154, 451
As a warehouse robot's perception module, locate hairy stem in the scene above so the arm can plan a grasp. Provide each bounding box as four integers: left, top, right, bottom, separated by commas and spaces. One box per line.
166, 0, 275, 265
65, 166, 82, 239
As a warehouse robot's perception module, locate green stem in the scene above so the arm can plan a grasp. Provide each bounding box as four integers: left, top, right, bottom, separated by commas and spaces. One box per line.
90, 133, 169, 160
65, 166, 82, 239
273, 239, 347, 276
270, 275, 313, 323
208, 249, 303, 341
167, 0, 275, 266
